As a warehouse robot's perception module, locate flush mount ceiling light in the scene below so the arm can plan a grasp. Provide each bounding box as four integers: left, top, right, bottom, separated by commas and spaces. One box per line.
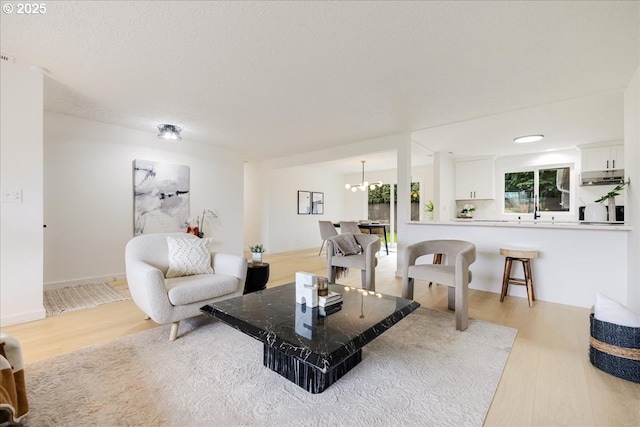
514, 134, 544, 144
345, 160, 383, 192
157, 124, 182, 141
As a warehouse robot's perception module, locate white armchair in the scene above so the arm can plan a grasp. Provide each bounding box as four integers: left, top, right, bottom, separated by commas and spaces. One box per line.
125, 232, 247, 341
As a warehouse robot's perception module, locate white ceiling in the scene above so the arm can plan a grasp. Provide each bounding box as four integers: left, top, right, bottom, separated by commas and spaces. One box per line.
1, 1, 638, 166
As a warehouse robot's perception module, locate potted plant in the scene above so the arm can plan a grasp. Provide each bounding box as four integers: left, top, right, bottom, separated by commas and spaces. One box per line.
594, 180, 629, 222
197, 208, 218, 238
424, 200, 435, 221
249, 243, 266, 265
459, 204, 475, 219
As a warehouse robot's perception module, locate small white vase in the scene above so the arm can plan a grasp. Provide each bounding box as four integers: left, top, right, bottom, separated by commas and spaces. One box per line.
252, 252, 263, 264
608, 197, 617, 222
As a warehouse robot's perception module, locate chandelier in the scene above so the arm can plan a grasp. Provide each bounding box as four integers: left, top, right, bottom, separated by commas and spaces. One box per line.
345, 160, 382, 192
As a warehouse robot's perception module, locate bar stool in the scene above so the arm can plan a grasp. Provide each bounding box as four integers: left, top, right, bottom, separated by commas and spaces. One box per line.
499, 248, 538, 307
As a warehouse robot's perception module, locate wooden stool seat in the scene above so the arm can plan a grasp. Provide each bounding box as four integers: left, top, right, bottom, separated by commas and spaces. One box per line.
500, 248, 538, 307
499, 248, 538, 259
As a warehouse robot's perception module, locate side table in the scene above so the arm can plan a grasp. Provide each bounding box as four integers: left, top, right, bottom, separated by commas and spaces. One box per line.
244, 262, 269, 294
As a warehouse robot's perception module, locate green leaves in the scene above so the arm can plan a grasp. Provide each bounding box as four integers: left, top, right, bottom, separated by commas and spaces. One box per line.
249, 243, 265, 253
594, 180, 630, 204
424, 200, 434, 213
368, 183, 421, 204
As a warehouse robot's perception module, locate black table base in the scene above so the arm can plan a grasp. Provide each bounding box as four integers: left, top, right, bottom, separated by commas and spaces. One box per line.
263, 344, 362, 394
244, 262, 269, 294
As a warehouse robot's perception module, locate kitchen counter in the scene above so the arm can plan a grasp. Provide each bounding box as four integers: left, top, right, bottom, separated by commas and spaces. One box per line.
409, 219, 631, 231
402, 221, 630, 309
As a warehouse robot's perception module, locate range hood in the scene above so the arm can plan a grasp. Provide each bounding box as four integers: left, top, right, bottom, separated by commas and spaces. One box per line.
580, 169, 625, 186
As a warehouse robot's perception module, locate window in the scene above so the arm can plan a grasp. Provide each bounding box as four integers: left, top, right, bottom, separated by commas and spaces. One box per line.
368, 183, 421, 221
504, 166, 572, 215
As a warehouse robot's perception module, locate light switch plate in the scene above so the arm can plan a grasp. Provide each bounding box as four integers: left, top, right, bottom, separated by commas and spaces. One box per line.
1, 188, 23, 202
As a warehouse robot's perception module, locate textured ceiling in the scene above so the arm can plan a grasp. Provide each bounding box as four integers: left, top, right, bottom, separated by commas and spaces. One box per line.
1, 1, 638, 162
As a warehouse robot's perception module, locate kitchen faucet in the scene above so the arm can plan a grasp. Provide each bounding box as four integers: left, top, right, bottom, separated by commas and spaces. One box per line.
533, 195, 541, 220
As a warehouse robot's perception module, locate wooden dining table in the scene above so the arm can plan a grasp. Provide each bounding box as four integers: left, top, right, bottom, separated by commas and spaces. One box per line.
333, 223, 389, 255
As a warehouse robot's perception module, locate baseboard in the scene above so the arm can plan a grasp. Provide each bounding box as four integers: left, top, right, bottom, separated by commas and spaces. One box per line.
1, 307, 46, 327
44, 273, 126, 290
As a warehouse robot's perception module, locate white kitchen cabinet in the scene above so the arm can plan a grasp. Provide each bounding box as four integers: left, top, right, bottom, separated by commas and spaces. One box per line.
455, 158, 495, 199
611, 145, 624, 170
581, 145, 624, 171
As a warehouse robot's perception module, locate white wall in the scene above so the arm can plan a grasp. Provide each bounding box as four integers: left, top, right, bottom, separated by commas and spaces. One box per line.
624, 65, 640, 312
1, 62, 45, 326
265, 165, 345, 253
243, 161, 263, 249
411, 164, 434, 220
395, 136, 413, 273
433, 152, 455, 221
43, 112, 245, 288
342, 168, 369, 221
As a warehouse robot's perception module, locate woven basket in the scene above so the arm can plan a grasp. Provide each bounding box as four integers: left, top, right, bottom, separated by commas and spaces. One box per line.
589, 313, 640, 383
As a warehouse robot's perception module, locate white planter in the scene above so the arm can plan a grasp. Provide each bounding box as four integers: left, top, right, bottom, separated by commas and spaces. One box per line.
608, 198, 616, 222
252, 252, 263, 264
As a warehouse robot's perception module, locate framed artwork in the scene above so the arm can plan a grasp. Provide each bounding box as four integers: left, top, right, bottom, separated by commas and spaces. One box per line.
312, 192, 324, 215
297, 191, 311, 214
133, 159, 190, 235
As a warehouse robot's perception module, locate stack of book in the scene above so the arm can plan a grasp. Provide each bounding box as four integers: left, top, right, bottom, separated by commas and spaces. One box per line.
319, 291, 342, 307
318, 291, 342, 316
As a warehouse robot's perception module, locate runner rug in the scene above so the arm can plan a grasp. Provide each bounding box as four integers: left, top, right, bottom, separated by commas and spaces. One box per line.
23, 307, 517, 426
43, 283, 129, 316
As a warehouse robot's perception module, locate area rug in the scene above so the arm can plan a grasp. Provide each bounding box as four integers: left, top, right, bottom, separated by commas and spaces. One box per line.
43, 283, 129, 316
23, 308, 517, 426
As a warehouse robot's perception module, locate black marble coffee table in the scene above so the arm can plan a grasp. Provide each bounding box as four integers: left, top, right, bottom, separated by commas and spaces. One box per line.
201, 282, 420, 393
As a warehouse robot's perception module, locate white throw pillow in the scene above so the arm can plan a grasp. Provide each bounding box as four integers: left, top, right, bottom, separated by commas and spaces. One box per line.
594, 292, 640, 328
165, 236, 214, 278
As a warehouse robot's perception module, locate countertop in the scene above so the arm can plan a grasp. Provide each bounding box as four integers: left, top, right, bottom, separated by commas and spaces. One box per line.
408, 219, 631, 231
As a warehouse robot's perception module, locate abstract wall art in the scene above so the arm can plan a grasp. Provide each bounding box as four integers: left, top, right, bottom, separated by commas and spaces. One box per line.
133, 159, 190, 235
297, 191, 311, 215
312, 192, 324, 214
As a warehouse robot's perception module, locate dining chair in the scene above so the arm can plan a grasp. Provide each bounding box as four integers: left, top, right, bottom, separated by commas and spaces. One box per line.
318, 220, 339, 256
339, 221, 361, 234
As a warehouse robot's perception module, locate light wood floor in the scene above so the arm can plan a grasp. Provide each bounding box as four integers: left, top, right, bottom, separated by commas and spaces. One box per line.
4, 248, 639, 426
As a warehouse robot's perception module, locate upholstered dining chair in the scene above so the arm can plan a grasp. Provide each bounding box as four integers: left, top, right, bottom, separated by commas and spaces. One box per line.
326, 232, 380, 291
318, 220, 339, 256
125, 232, 247, 341
339, 221, 362, 234
402, 240, 476, 331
